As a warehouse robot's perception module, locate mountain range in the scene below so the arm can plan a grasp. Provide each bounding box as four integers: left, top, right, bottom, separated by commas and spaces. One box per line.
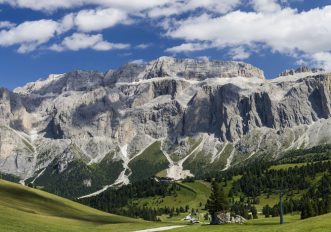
0, 56, 330, 198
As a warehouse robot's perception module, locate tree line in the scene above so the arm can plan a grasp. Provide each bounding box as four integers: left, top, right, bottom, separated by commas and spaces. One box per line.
78, 178, 186, 221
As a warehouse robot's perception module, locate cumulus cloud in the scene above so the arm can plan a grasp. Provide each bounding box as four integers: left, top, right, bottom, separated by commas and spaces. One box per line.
50, 33, 130, 52
197, 56, 210, 61
166, 42, 213, 53
166, 6, 331, 62
0, 0, 171, 12
129, 59, 146, 65
229, 47, 251, 60
148, 0, 241, 18
250, 0, 281, 13
0, 0, 79, 11
312, 52, 331, 71
1, 0, 330, 66
0, 0, 241, 14
0, 20, 61, 53
73, 8, 129, 32
0, 21, 16, 29
57, 14, 75, 33
135, 43, 152, 49
0, 9, 129, 53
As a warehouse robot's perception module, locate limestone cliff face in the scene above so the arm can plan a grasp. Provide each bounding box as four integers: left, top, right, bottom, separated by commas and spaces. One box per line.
104, 57, 265, 84
1, 57, 331, 197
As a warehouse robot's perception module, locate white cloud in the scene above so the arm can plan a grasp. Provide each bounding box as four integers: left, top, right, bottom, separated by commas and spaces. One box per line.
148, 0, 241, 18
57, 14, 75, 33
0, 20, 60, 53
296, 58, 306, 66
197, 56, 210, 61
148, 4, 181, 18
0, 0, 171, 12
166, 42, 213, 53
135, 43, 152, 49
0, 0, 240, 17
0, 0, 77, 11
0, 21, 16, 29
50, 33, 130, 52
129, 59, 145, 65
166, 6, 331, 59
229, 47, 251, 60
73, 8, 129, 32
0, 10, 130, 53
1, 0, 330, 65
94, 0, 171, 12
187, 0, 241, 13
250, 0, 281, 13
312, 52, 331, 71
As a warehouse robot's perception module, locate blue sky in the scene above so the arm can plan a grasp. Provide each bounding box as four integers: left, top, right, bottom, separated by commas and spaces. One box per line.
0, 0, 331, 89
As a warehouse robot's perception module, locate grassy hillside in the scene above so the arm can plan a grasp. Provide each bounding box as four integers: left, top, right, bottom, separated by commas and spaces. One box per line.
30, 152, 123, 198
5, 144, 327, 231
171, 213, 331, 232
1, 162, 331, 232
135, 181, 211, 210
183, 143, 234, 177
0, 180, 171, 232
129, 141, 169, 182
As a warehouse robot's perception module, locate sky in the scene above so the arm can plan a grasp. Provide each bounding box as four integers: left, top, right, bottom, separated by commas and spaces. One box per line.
0, 0, 331, 89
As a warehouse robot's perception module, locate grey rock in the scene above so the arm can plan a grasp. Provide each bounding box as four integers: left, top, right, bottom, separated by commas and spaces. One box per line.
0, 57, 330, 192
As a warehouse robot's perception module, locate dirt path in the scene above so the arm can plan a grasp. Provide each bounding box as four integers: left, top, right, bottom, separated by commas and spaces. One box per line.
134, 226, 186, 232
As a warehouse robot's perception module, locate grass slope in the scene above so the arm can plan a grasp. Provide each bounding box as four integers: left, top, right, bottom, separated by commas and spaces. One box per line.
131, 178, 331, 232
31, 152, 123, 198
135, 181, 211, 211
129, 141, 169, 182
0, 180, 171, 232
183, 143, 234, 178
171, 213, 331, 232
269, 160, 331, 171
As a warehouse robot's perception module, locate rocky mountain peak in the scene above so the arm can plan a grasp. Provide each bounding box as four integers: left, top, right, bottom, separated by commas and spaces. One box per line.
140, 56, 265, 81
15, 57, 266, 96
107, 56, 265, 83
1, 57, 331, 198
14, 71, 104, 95
279, 66, 325, 77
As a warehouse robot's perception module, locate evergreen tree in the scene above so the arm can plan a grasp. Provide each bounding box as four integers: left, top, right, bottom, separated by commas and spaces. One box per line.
262, 205, 271, 218
205, 180, 229, 224
251, 206, 258, 219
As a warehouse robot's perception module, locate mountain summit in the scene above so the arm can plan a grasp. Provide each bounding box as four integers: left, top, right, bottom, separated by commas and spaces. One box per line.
112, 56, 265, 82
0, 57, 330, 198
15, 57, 265, 95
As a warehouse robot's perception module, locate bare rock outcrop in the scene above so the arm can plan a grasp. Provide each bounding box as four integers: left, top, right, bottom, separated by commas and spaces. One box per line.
0, 57, 330, 197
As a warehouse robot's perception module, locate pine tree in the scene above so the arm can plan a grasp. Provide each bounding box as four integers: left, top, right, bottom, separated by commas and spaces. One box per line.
205, 180, 229, 224
251, 206, 258, 219
262, 204, 271, 218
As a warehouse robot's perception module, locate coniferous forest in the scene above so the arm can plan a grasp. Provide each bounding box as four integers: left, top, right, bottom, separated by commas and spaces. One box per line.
79, 145, 331, 222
